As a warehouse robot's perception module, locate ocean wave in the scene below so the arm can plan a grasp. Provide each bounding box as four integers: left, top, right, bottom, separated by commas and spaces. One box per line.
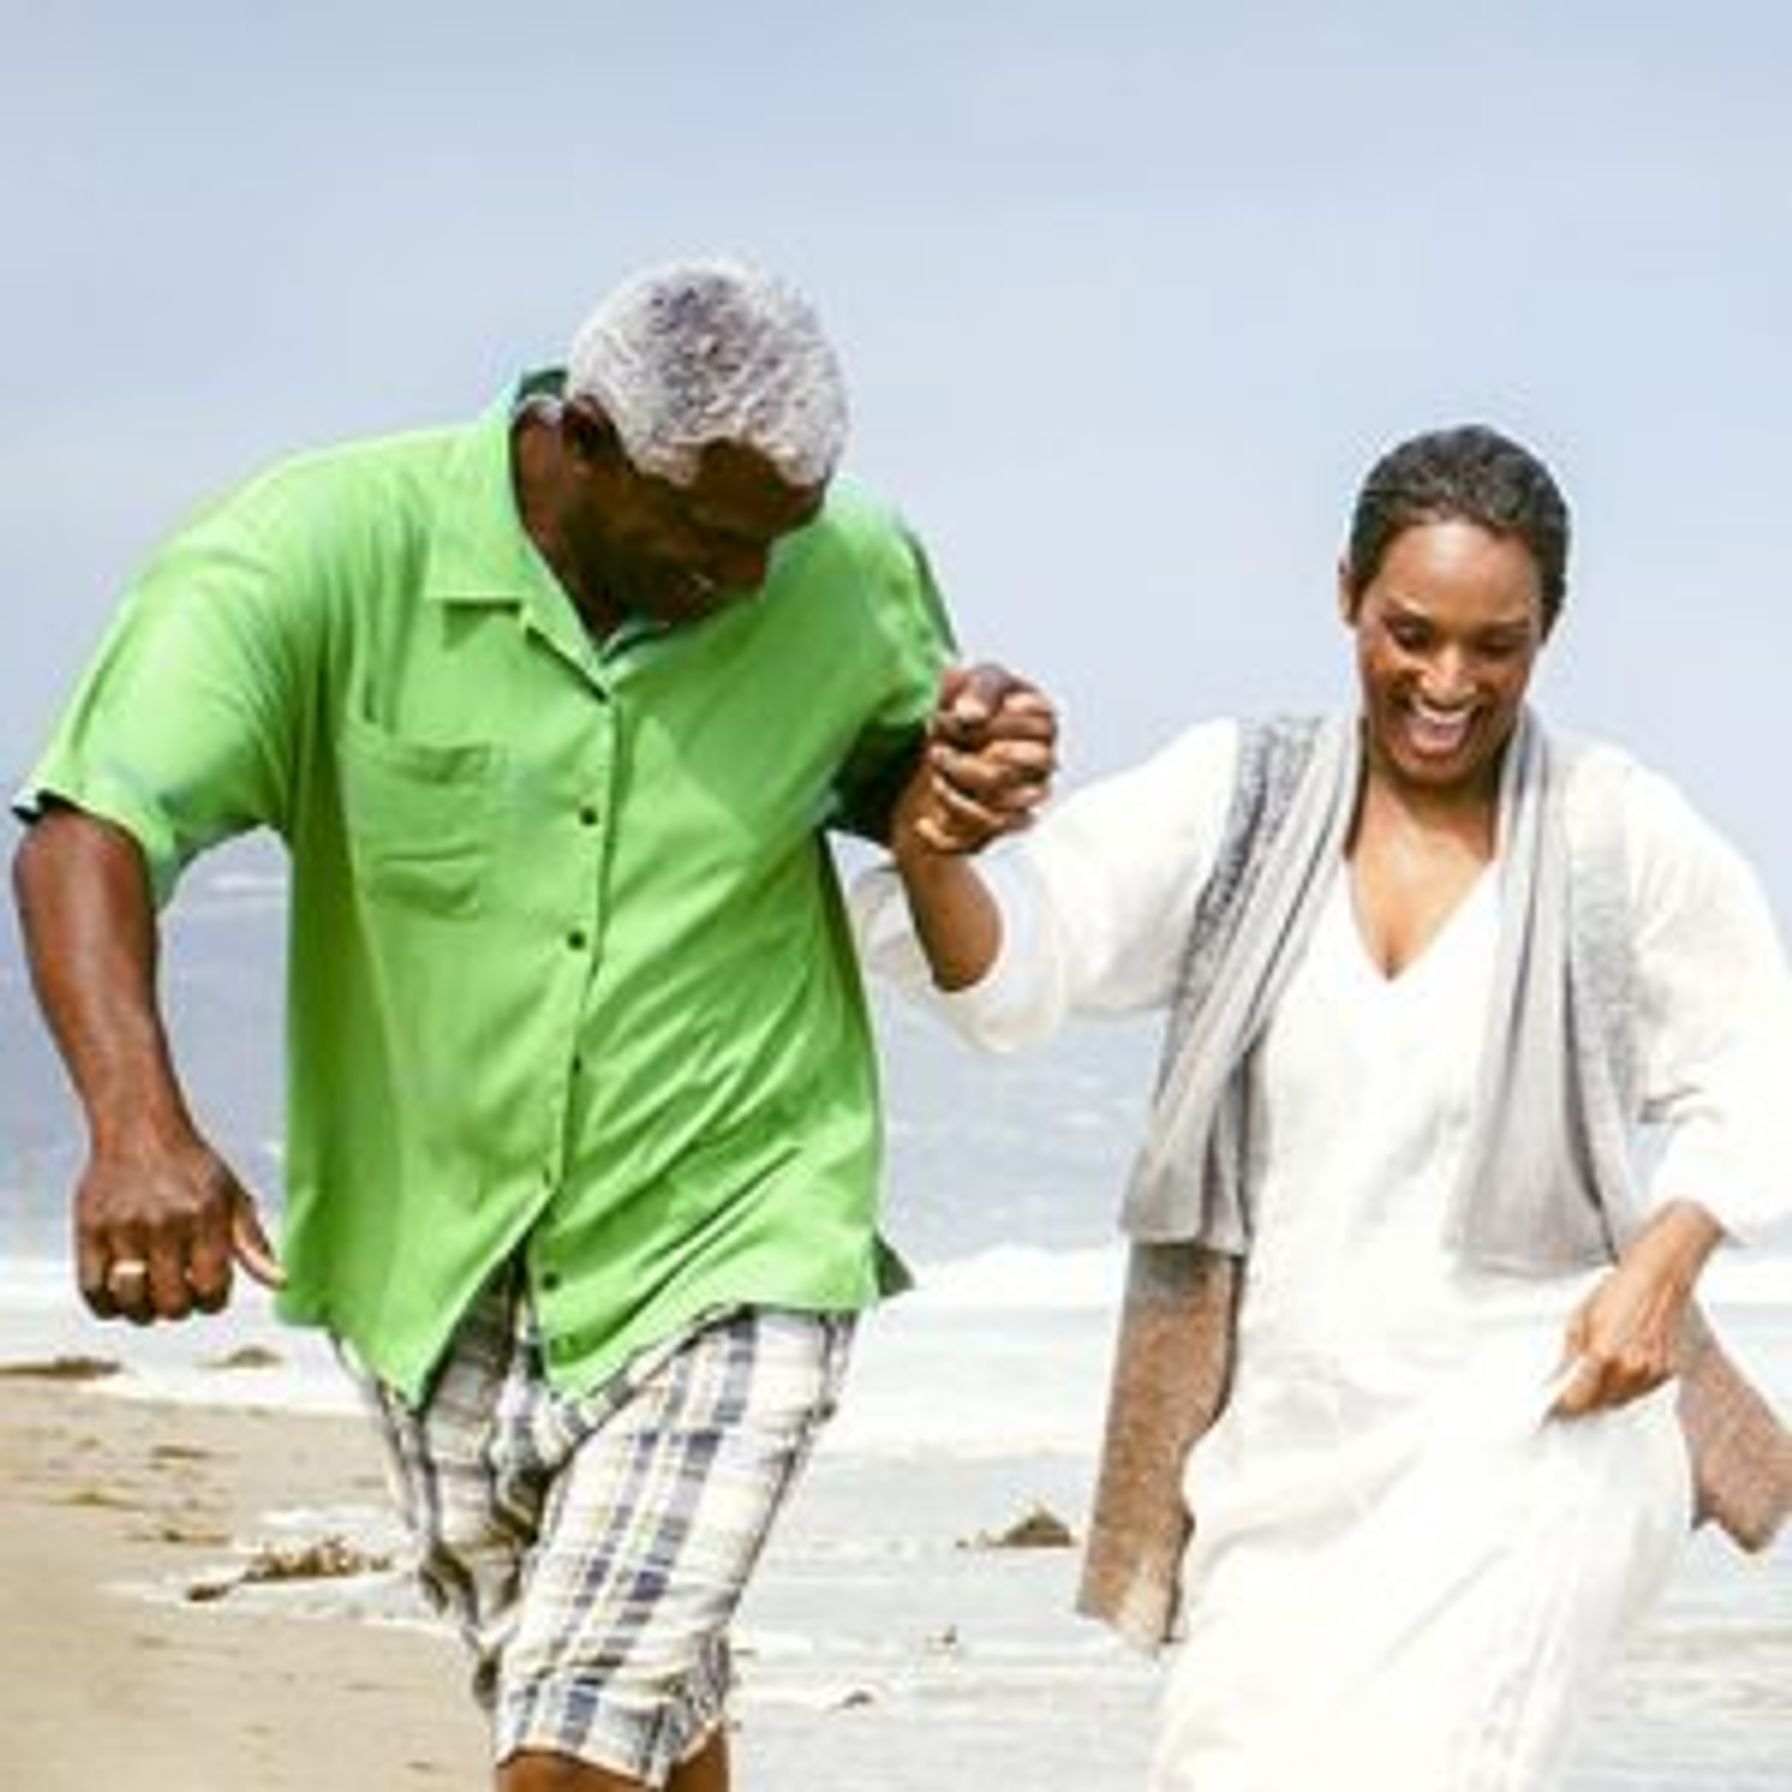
99, 1360, 358, 1417
905, 1243, 1126, 1312
5, 1240, 1786, 1325
907, 1242, 1792, 1312
3, 1242, 1784, 1442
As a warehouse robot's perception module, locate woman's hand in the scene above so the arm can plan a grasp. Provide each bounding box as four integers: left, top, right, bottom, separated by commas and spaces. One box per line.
1551, 1200, 1725, 1418
892, 663, 1058, 859
885, 663, 1058, 991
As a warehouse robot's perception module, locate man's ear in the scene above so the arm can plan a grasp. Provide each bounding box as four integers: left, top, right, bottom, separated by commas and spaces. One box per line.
561, 396, 622, 467
1337, 556, 1359, 627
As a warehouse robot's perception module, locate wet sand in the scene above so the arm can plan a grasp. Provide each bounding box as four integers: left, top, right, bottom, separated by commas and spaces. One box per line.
0, 1366, 483, 1789
0, 1355, 1146, 1791
3, 1342, 1784, 1790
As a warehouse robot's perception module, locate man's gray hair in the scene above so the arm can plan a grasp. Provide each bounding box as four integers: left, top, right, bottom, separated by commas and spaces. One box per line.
566, 259, 849, 489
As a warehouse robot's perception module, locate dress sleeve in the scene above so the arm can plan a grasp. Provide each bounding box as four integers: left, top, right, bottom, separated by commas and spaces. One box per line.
852, 719, 1238, 1052
13, 492, 314, 906
1618, 760, 1792, 1244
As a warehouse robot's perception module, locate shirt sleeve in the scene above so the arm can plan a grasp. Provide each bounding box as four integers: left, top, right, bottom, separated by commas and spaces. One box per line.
831, 524, 956, 843
852, 718, 1239, 1051
1613, 757, 1792, 1244
13, 493, 313, 905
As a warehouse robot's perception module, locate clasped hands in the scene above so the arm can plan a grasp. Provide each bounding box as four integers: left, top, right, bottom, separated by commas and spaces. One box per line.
893, 662, 1058, 858
887, 671, 1719, 1424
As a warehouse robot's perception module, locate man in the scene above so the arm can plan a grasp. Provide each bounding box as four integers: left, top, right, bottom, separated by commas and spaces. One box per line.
11, 260, 1050, 1791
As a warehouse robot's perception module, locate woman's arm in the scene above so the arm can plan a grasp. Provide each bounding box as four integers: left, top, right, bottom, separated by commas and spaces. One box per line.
861, 706, 1241, 1052
1552, 1200, 1725, 1416
1625, 758, 1792, 1243
1554, 754, 1792, 1415
885, 664, 1056, 990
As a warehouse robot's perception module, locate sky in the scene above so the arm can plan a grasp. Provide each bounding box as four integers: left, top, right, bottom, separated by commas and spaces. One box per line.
4, 1, 1791, 909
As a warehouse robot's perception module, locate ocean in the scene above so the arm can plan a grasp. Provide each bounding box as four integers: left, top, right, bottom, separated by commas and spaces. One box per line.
1, 842, 1787, 1785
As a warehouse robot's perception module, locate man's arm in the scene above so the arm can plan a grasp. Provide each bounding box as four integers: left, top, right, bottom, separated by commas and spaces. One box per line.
886, 664, 1057, 991
11, 807, 281, 1324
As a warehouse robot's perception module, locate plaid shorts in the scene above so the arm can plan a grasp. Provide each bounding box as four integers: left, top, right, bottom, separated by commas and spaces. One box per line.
348, 1280, 853, 1785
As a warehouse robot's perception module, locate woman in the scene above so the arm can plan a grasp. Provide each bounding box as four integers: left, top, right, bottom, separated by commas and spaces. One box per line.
857, 425, 1792, 1789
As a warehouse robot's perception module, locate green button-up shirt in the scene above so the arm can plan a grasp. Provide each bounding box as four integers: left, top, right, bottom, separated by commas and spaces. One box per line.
19, 378, 953, 1401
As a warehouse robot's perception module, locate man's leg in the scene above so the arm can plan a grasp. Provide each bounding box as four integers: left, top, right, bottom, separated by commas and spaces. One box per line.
494, 1308, 851, 1786
500, 1729, 727, 1790
342, 1276, 543, 1709
348, 1285, 786, 1789
670, 1731, 729, 1792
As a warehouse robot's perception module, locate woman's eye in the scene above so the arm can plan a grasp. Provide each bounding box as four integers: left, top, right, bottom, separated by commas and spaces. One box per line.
1477, 637, 1526, 661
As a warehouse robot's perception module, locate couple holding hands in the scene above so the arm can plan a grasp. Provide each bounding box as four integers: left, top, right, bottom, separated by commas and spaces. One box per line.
14, 258, 1788, 1790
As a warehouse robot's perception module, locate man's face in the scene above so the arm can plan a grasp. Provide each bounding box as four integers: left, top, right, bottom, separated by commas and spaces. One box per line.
1343, 518, 1548, 797
589, 437, 825, 628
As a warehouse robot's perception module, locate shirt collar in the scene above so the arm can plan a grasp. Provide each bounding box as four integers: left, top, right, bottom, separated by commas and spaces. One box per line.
420, 371, 604, 674
422, 370, 570, 614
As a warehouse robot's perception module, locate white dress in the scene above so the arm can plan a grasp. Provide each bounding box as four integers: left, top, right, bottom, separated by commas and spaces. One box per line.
1150, 874, 1686, 1790
854, 718, 1792, 1792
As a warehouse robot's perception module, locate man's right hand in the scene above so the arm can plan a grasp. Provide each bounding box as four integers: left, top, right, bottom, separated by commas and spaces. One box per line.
13, 809, 285, 1327
76, 1134, 283, 1324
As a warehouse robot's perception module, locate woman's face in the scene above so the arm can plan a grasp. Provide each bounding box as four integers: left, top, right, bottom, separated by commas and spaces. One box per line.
1342, 518, 1549, 800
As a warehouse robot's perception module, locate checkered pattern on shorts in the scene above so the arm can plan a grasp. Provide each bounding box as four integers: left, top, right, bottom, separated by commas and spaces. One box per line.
348, 1279, 853, 1786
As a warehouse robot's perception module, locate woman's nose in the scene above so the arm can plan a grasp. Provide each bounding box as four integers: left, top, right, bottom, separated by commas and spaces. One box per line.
1419, 646, 1473, 701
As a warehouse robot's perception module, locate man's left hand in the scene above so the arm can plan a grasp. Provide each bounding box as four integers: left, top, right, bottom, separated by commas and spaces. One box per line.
899, 662, 1058, 857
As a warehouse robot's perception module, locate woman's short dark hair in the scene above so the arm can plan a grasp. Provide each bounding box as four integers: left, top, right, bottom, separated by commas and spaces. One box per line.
1344, 425, 1571, 628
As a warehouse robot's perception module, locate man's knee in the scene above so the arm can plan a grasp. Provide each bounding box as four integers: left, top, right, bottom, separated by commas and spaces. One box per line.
668, 1728, 729, 1791
497, 1728, 727, 1792
499, 1747, 641, 1791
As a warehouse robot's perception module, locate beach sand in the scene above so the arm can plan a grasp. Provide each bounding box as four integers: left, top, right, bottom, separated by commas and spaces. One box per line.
0, 1365, 484, 1789
3, 1339, 1786, 1790
0, 1352, 1158, 1791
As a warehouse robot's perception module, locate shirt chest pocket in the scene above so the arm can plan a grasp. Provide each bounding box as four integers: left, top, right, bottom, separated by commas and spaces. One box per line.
337, 713, 504, 918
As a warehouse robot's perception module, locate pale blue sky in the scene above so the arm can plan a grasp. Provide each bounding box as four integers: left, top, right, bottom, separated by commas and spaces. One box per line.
5, 2, 1790, 903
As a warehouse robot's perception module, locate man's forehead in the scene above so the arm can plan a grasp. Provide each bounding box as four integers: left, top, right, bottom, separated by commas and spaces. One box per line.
686, 439, 827, 530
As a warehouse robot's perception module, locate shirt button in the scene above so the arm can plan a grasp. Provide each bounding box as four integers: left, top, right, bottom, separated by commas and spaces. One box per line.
566, 929, 588, 951
578, 804, 600, 827
571, 1054, 585, 1075
540, 1269, 563, 1293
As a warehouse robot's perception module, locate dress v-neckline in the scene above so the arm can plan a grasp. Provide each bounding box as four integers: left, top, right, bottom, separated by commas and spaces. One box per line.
1341, 861, 1495, 989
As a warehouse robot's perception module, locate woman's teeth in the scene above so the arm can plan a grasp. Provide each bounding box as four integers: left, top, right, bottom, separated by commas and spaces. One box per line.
1406, 698, 1473, 752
